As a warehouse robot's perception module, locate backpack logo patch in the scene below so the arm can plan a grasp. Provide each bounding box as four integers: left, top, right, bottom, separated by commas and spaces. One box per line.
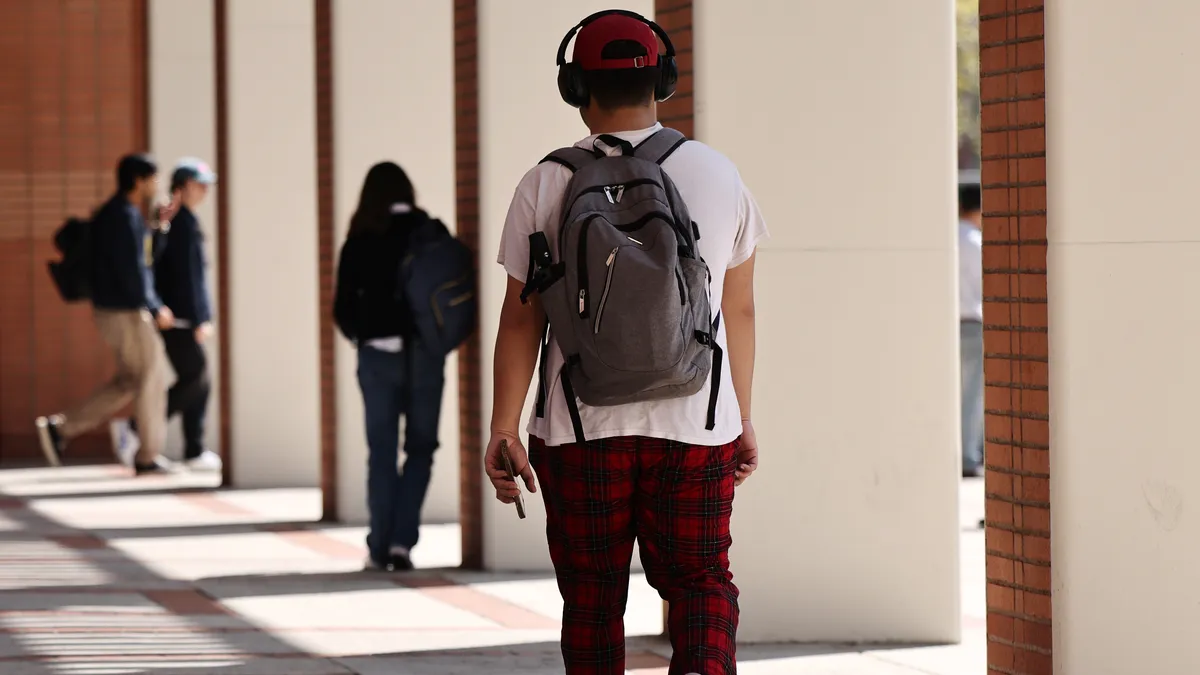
603, 185, 625, 204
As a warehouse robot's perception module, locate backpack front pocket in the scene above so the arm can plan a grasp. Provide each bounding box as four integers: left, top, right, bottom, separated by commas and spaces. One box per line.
590, 243, 687, 373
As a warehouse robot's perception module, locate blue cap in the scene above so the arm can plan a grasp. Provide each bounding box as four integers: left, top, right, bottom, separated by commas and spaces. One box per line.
171, 157, 217, 189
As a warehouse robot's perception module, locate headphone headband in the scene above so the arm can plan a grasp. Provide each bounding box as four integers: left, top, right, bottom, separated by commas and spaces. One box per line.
555, 9, 676, 67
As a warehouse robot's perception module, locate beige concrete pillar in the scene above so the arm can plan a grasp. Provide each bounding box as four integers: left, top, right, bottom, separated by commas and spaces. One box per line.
1046, 2, 1200, 673
476, 0, 653, 571
223, 0, 321, 487
331, 0, 459, 525
695, 0, 962, 643
147, 0, 220, 462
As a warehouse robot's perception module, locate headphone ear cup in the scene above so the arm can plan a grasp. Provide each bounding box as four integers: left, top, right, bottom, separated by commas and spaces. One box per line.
557, 64, 589, 108
655, 55, 678, 102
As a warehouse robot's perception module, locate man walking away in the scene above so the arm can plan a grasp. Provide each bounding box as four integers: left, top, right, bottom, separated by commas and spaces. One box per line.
36, 154, 177, 476
122, 158, 221, 471
484, 10, 767, 674
958, 169, 985, 478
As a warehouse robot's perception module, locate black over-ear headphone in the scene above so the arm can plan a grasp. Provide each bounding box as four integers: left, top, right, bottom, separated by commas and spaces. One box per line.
555, 9, 678, 109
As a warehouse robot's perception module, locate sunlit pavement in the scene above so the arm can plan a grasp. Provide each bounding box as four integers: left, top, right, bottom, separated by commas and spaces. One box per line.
0, 464, 985, 674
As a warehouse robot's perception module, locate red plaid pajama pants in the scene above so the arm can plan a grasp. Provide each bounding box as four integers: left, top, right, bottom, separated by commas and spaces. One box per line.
529, 434, 741, 675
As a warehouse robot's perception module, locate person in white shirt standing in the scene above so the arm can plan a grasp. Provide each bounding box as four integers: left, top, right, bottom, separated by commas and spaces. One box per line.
958, 170, 985, 478
484, 10, 767, 675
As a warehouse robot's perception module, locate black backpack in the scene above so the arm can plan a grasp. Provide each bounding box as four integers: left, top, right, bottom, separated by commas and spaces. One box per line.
47, 216, 92, 303
399, 214, 477, 357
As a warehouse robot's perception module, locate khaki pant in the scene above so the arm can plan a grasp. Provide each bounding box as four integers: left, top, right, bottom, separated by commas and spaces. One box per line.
60, 309, 167, 464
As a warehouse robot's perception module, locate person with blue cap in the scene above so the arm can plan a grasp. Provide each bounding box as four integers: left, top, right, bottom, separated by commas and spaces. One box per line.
120, 157, 221, 471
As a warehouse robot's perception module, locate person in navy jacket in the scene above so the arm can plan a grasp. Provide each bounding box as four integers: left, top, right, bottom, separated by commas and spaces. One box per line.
126, 158, 221, 472
37, 154, 177, 475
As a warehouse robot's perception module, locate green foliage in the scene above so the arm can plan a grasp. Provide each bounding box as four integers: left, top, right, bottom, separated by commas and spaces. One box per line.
957, 0, 981, 168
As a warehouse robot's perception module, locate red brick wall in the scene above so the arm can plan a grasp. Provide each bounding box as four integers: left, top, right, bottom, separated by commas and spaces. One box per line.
0, 0, 149, 464
655, 1, 694, 138
454, 0, 483, 569
979, 1, 1051, 674
314, 0, 338, 520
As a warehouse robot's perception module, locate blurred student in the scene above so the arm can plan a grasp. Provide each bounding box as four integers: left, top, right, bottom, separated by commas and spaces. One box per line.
37, 154, 177, 476
121, 158, 221, 471
333, 162, 454, 572
959, 170, 984, 477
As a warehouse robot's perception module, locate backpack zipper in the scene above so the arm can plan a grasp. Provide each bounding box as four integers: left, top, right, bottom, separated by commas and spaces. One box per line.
577, 218, 593, 318
594, 247, 620, 334
569, 178, 661, 210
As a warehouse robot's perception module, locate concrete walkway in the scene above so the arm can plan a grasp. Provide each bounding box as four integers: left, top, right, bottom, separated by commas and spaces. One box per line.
0, 464, 986, 674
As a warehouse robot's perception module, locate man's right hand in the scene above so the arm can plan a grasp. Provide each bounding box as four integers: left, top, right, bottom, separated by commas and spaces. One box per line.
484, 431, 537, 503
155, 306, 175, 330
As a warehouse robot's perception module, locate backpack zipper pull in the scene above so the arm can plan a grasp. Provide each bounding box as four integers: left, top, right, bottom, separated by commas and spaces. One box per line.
605, 248, 618, 266
578, 289, 586, 316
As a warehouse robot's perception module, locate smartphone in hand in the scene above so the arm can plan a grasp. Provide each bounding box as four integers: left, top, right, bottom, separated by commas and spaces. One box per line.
499, 439, 526, 519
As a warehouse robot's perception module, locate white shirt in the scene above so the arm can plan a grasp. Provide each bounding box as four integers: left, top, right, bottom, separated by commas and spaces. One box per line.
497, 123, 769, 447
958, 220, 983, 322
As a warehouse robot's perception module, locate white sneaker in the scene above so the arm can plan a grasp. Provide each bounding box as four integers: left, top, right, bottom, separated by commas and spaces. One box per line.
185, 449, 223, 472
108, 419, 140, 467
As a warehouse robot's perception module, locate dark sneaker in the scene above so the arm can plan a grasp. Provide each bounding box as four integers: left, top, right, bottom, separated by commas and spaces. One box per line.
134, 456, 177, 476
35, 416, 65, 467
388, 547, 414, 571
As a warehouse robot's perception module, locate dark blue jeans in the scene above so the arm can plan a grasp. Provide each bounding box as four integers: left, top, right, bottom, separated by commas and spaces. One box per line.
357, 343, 445, 564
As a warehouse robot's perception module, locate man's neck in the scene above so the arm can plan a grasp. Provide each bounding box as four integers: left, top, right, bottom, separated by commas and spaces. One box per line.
121, 189, 140, 205
586, 104, 658, 135
961, 211, 983, 229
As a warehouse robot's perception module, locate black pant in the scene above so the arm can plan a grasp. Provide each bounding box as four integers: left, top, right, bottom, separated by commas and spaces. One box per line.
131, 328, 210, 458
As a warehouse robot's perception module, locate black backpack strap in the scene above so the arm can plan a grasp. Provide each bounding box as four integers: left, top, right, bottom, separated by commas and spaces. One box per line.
633, 127, 688, 165
559, 355, 587, 444
697, 311, 722, 431
540, 146, 601, 173
520, 232, 564, 304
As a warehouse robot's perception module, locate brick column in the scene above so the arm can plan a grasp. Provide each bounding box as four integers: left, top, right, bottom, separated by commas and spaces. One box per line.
314, 0, 338, 520
979, 2, 1051, 674
454, 0, 484, 570
213, 0, 232, 486
655, 0, 694, 138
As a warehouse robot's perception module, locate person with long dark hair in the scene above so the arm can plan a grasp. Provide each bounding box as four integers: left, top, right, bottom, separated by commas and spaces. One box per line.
333, 162, 446, 571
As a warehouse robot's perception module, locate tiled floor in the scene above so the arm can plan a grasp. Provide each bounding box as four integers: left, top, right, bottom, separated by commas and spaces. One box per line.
0, 464, 986, 674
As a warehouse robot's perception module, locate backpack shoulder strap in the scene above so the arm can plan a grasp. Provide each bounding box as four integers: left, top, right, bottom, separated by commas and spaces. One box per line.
539, 146, 601, 173
632, 127, 688, 165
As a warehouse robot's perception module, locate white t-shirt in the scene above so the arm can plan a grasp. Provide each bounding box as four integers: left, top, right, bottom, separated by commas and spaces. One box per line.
958, 220, 983, 322
497, 123, 769, 447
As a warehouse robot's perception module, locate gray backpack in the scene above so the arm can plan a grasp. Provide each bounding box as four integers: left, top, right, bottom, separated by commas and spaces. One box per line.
520, 128, 722, 444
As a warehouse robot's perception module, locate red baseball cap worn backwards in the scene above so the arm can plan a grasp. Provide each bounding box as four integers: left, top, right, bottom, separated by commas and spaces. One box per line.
572, 13, 659, 71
